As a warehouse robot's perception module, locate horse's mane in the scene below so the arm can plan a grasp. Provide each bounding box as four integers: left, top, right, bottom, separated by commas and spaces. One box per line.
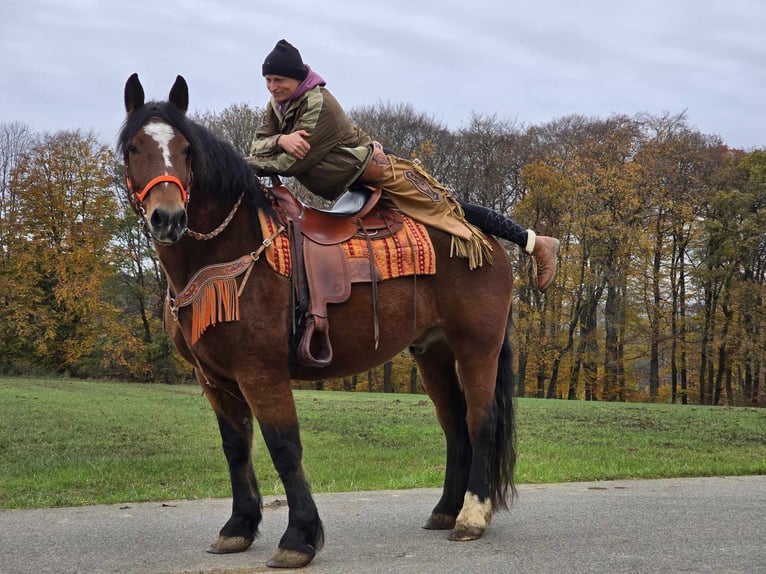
117, 101, 271, 214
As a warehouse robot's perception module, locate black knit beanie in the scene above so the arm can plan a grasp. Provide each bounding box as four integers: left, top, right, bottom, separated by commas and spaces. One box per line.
262, 39, 308, 81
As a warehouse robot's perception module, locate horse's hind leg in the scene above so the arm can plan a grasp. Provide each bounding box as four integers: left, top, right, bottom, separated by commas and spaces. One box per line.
448, 333, 514, 542
415, 339, 471, 531
203, 386, 263, 554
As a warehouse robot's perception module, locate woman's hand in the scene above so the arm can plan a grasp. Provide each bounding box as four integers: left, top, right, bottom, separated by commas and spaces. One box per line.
278, 130, 311, 159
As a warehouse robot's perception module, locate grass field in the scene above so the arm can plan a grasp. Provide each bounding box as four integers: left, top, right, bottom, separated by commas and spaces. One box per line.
0, 377, 764, 509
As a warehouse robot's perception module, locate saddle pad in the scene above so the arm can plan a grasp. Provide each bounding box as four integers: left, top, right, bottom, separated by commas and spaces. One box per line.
258, 210, 436, 280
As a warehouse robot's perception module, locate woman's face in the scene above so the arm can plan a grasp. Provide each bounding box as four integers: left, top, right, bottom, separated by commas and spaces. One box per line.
264, 75, 301, 103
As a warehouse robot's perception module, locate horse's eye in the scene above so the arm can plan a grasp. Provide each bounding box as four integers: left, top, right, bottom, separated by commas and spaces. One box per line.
127, 144, 138, 154
183, 145, 192, 157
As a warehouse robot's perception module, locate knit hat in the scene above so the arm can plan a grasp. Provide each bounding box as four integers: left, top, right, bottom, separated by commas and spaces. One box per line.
262, 39, 308, 81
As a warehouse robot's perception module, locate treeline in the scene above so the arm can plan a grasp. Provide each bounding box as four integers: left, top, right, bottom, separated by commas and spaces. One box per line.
0, 103, 763, 406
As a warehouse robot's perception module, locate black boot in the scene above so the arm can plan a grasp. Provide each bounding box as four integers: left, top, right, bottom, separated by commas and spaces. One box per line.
459, 200, 560, 291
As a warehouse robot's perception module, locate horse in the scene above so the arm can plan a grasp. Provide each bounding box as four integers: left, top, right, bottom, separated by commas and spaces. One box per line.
118, 73, 517, 569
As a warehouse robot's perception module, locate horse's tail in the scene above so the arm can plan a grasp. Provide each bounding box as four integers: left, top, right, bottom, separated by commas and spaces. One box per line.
489, 318, 517, 510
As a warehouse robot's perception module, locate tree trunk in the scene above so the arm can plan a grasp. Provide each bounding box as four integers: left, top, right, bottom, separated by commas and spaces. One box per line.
603, 281, 620, 401
516, 351, 527, 397
679, 254, 689, 405
517, 285, 532, 399
583, 302, 599, 401
383, 361, 393, 393
649, 221, 663, 400
725, 366, 734, 407
409, 366, 419, 394
714, 302, 734, 406
569, 343, 584, 400
698, 286, 713, 405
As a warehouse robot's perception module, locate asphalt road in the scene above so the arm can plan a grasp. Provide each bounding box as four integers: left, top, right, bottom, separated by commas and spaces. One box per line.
1, 476, 764, 574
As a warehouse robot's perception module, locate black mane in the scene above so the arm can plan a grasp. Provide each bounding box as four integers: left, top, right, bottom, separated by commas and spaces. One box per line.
117, 100, 271, 214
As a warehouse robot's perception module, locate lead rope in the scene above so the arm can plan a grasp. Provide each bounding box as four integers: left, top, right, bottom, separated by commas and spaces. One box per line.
187, 192, 245, 241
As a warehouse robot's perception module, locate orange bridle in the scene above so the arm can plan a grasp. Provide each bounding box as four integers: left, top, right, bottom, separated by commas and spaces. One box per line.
130, 174, 188, 204
124, 156, 192, 209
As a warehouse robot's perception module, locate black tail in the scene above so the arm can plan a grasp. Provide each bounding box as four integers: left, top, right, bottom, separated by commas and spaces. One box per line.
489, 322, 517, 510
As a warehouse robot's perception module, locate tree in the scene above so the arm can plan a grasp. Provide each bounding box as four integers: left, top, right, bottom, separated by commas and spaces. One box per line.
736, 151, 766, 405
192, 102, 264, 156
0, 122, 34, 372
634, 113, 721, 403
349, 101, 458, 180
690, 150, 766, 405
5, 130, 129, 375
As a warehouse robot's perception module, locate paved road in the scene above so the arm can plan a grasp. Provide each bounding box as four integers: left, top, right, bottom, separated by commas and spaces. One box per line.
1, 476, 764, 574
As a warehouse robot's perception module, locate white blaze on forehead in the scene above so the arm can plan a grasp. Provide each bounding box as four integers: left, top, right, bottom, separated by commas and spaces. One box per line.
143, 121, 176, 169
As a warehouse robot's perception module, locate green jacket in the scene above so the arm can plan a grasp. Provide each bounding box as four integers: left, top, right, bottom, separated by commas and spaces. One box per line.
249, 86, 373, 200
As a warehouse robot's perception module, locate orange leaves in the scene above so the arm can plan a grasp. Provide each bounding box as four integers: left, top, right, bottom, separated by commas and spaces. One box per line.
3, 130, 124, 374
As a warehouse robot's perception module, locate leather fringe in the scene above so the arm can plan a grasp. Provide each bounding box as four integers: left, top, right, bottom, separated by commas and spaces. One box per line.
445, 197, 494, 270
191, 277, 240, 345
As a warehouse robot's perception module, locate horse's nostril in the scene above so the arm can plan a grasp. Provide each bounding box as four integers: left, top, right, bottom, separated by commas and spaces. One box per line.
173, 209, 188, 232
150, 209, 169, 229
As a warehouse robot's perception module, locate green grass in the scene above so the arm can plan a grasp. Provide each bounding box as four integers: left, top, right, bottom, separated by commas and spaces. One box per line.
0, 377, 764, 509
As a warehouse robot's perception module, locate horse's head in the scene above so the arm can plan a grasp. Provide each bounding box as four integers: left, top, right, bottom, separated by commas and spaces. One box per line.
120, 73, 193, 244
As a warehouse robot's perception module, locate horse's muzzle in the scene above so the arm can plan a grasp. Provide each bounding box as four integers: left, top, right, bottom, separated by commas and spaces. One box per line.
148, 205, 188, 244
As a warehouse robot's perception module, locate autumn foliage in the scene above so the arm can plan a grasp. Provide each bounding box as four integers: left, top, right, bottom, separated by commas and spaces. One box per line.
1, 105, 763, 406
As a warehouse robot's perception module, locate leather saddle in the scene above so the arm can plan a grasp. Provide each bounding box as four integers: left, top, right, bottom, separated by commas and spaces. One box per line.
267, 179, 403, 368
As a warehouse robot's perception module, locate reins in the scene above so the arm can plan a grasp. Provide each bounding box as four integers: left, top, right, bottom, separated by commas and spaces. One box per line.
186, 192, 245, 241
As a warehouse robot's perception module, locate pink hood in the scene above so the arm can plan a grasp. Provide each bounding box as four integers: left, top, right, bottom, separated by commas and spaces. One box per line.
277, 65, 326, 114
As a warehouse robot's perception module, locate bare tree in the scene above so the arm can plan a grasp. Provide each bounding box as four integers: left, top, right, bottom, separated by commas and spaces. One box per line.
348, 101, 457, 174
0, 121, 34, 231
192, 102, 264, 156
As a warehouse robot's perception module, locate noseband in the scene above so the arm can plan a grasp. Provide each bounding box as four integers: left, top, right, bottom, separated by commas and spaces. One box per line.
131, 174, 189, 205
124, 155, 192, 211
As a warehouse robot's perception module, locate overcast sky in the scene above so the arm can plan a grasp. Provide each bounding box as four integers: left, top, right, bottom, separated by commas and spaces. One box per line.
1, 0, 764, 150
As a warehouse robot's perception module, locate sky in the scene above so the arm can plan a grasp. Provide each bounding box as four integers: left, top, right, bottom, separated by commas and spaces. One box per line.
1, 0, 765, 150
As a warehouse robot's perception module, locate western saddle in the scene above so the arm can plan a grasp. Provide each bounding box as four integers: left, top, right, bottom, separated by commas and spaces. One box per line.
267, 177, 403, 368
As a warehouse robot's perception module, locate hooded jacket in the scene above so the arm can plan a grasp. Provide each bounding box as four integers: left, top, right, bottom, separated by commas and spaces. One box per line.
249, 84, 373, 200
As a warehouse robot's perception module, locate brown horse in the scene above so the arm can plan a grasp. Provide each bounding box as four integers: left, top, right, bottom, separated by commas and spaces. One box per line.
118, 73, 516, 569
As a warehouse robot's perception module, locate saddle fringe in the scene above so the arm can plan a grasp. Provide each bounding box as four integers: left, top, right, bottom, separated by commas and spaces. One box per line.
450, 222, 494, 270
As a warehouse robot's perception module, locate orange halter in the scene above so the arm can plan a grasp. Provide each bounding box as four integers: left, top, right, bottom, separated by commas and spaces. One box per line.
125, 173, 189, 206
124, 154, 191, 209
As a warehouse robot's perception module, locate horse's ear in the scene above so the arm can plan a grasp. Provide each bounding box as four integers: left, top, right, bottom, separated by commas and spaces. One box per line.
124, 73, 145, 115
169, 75, 189, 114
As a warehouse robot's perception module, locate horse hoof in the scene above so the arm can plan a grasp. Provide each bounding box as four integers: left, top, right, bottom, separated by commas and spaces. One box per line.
206, 535, 254, 554
267, 547, 315, 568
422, 513, 456, 530
448, 492, 491, 541
448, 525, 485, 541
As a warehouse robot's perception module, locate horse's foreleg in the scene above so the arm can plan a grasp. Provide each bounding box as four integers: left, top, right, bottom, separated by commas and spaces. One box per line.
205, 392, 263, 554
252, 390, 324, 569
415, 344, 470, 531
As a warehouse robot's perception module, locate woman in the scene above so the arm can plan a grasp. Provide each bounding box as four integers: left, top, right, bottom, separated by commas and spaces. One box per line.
246, 40, 559, 289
